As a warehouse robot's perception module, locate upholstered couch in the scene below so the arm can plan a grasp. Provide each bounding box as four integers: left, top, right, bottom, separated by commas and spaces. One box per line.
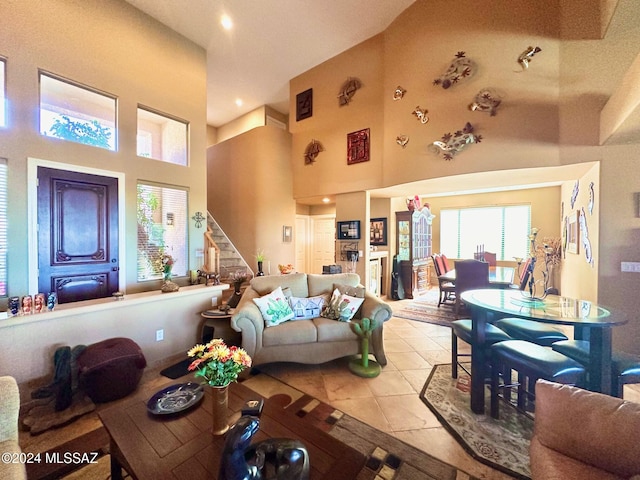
530, 379, 640, 480
0, 376, 26, 480
231, 273, 392, 368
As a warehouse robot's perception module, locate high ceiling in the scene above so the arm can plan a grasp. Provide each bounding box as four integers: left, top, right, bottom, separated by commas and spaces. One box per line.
124, 0, 416, 128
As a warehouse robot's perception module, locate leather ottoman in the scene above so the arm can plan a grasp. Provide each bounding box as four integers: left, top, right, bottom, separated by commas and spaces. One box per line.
77, 337, 147, 403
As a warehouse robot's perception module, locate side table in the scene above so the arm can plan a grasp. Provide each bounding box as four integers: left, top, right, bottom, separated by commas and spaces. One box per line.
200, 309, 242, 346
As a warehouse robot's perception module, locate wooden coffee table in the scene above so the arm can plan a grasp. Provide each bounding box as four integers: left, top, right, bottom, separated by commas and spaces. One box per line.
99, 378, 365, 480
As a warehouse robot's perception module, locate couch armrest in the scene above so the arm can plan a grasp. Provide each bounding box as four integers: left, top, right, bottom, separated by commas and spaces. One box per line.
230, 287, 264, 360
0, 376, 19, 444
359, 292, 392, 325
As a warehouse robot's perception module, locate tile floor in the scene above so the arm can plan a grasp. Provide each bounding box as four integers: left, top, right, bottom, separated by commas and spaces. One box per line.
248, 311, 640, 480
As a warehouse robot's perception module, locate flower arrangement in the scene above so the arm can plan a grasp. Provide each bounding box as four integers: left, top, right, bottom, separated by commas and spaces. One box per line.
162, 253, 175, 281
187, 339, 252, 387
229, 270, 250, 284
536, 237, 562, 266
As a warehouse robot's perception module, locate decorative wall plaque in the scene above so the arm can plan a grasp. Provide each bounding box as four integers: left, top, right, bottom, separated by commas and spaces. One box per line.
347, 128, 370, 165
296, 88, 313, 121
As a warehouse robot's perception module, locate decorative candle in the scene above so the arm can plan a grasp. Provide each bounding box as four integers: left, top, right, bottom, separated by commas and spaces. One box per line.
208, 247, 216, 272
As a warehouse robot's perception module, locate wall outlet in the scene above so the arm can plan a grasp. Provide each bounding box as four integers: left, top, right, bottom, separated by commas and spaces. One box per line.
156, 329, 164, 341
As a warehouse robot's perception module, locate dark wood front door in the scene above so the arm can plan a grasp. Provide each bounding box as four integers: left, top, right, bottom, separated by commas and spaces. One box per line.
37, 167, 119, 304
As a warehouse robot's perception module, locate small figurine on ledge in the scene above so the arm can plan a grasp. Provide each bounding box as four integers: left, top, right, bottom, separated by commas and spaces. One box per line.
197, 269, 221, 286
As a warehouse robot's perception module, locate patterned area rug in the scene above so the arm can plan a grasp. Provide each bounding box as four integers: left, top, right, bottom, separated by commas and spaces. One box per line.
420, 364, 533, 480
391, 289, 459, 326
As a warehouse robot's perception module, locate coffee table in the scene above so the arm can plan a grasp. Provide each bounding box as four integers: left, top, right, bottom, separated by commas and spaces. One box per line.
99, 378, 365, 480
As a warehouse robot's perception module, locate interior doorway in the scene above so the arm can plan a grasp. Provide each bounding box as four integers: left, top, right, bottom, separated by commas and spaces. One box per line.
310, 215, 336, 274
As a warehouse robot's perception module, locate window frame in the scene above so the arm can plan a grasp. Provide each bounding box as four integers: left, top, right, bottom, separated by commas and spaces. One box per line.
39, 71, 117, 151
136, 181, 189, 282
0, 58, 6, 128
0, 158, 7, 297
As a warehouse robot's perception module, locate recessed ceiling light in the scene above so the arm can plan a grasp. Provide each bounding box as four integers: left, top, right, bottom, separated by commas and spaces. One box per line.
221, 14, 233, 30
235, 98, 243, 107
322, 197, 330, 203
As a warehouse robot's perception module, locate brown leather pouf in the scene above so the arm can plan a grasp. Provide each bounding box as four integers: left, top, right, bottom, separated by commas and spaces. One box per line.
77, 337, 147, 403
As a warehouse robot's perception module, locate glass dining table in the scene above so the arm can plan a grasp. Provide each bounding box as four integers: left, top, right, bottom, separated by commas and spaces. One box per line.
460, 288, 627, 414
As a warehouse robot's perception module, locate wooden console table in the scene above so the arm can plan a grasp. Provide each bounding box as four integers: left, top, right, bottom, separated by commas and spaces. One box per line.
99, 379, 365, 479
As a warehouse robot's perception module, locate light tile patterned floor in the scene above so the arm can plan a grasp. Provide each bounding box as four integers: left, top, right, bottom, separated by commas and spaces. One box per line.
251, 312, 640, 480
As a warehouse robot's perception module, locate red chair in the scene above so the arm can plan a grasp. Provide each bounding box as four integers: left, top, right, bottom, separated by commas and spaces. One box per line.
432, 254, 455, 307
440, 254, 452, 273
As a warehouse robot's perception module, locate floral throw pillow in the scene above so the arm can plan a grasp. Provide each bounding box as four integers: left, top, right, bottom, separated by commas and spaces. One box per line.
320, 288, 365, 322
253, 286, 295, 327
289, 295, 327, 320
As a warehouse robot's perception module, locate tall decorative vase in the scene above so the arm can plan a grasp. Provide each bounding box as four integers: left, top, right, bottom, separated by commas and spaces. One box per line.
211, 385, 229, 435
257, 261, 265, 276
227, 280, 243, 308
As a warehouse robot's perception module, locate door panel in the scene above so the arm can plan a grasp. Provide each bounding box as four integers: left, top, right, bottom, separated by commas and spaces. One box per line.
311, 217, 336, 274
38, 167, 119, 303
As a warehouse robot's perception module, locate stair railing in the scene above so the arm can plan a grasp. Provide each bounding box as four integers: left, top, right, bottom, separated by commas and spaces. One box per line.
207, 212, 254, 279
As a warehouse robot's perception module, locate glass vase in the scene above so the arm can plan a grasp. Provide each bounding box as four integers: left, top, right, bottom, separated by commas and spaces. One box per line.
211, 384, 229, 435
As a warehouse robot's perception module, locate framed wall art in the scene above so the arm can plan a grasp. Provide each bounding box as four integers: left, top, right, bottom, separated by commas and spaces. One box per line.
567, 211, 579, 254
296, 88, 313, 121
370, 217, 387, 246
337, 220, 361, 240
347, 128, 370, 165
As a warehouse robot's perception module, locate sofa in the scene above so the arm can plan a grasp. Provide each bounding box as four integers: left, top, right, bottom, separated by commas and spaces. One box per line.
530, 379, 640, 480
0, 376, 27, 480
231, 273, 392, 368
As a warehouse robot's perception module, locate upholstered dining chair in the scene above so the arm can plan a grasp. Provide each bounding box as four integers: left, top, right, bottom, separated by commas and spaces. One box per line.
483, 251, 497, 266
454, 259, 490, 315
432, 254, 455, 307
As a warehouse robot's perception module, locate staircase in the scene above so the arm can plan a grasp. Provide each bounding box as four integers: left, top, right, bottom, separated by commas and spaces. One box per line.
206, 213, 253, 283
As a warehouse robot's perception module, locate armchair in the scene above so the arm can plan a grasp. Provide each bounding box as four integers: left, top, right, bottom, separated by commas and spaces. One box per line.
0, 376, 26, 480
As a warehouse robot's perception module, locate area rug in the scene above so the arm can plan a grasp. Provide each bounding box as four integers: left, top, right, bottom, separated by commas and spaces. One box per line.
391, 291, 458, 327
420, 364, 533, 480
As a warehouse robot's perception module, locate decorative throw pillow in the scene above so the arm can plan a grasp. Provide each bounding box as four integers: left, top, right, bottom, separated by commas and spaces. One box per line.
333, 283, 365, 299
321, 288, 365, 322
252, 286, 294, 327
289, 295, 327, 320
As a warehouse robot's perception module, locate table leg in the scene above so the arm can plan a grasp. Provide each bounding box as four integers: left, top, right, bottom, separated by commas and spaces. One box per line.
589, 327, 613, 395
470, 306, 488, 414
110, 440, 124, 480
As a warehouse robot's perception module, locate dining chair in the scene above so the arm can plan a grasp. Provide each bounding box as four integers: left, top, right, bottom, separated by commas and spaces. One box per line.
440, 254, 452, 273
454, 259, 490, 315
483, 251, 497, 266
432, 254, 455, 307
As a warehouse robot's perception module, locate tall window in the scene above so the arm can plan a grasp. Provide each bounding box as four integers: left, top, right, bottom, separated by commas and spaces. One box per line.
0, 159, 7, 296
0, 59, 6, 128
440, 205, 531, 260
137, 182, 188, 281
137, 107, 188, 165
39, 72, 116, 150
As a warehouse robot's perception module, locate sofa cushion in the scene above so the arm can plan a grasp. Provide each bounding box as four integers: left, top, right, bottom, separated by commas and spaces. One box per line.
334, 283, 365, 298
262, 319, 318, 346
251, 273, 309, 298
253, 286, 295, 327
320, 288, 365, 322
289, 295, 328, 320
307, 273, 360, 297
314, 317, 358, 342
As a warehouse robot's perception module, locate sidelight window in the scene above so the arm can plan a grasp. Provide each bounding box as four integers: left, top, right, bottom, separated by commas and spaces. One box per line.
136, 182, 188, 281
0, 159, 6, 296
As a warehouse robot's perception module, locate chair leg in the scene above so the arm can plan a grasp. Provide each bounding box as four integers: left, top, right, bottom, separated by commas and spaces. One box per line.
451, 333, 458, 379
612, 375, 623, 399
491, 361, 501, 419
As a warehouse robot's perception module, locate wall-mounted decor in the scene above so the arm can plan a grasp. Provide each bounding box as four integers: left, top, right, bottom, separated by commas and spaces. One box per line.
469, 88, 502, 116
337, 220, 361, 240
393, 86, 406, 100
580, 207, 594, 266
412, 106, 429, 124
396, 135, 409, 148
428, 122, 481, 161
570, 180, 579, 209
370, 217, 387, 246
339, 242, 360, 263
347, 128, 370, 165
338, 77, 362, 106
433, 51, 476, 89
516, 46, 542, 72
296, 88, 313, 121
304, 139, 324, 165
588, 182, 595, 215
567, 211, 579, 254
282, 225, 292, 243
192, 211, 205, 228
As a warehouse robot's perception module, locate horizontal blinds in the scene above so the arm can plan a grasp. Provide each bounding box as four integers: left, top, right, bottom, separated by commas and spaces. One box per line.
0, 159, 7, 296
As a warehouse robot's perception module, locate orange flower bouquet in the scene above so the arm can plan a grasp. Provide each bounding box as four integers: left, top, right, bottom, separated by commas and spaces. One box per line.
187, 339, 252, 387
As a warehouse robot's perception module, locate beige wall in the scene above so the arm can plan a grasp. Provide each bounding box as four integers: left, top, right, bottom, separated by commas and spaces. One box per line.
207, 125, 295, 273
0, 0, 210, 382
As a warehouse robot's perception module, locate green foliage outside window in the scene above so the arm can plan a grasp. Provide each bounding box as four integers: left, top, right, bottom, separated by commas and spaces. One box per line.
49, 115, 112, 149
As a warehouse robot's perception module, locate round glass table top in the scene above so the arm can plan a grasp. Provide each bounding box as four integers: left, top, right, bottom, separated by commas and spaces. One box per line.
460, 288, 625, 327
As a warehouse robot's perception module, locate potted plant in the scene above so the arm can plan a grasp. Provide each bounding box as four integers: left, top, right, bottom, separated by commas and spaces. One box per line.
255, 250, 266, 276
